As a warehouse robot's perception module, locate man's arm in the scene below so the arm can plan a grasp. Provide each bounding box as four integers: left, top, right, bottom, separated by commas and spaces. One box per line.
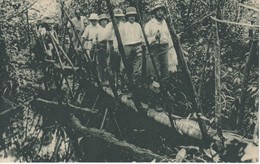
81, 26, 89, 48
144, 22, 156, 45
138, 23, 145, 44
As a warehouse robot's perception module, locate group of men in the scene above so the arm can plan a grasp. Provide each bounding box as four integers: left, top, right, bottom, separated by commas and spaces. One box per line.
68, 2, 178, 88
32, 2, 179, 111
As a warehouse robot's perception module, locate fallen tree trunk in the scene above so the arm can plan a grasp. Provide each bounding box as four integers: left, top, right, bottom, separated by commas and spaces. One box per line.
29, 89, 257, 161
102, 85, 256, 161
67, 115, 175, 162
30, 98, 98, 114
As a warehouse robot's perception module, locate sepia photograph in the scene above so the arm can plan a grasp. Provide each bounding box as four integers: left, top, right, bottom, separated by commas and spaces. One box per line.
0, 0, 259, 162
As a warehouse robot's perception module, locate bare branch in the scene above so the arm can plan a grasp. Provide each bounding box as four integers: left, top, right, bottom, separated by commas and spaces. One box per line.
182, 12, 213, 32
238, 3, 259, 12
210, 16, 259, 28
3, 0, 39, 21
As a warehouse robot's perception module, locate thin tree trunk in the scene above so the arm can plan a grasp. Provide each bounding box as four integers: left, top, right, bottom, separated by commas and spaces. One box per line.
237, 40, 258, 127
197, 32, 212, 103
213, 2, 225, 146
164, 0, 211, 147
0, 24, 8, 108
106, 0, 143, 110
26, 9, 32, 61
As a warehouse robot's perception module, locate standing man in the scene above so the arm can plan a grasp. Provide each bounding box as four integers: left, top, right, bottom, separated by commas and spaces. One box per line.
98, 14, 110, 82
122, 7, 144, 85
100, 8, 125, 87
144, 2, 178, 81
67, 9, 87, 47
81, 13, 103, 59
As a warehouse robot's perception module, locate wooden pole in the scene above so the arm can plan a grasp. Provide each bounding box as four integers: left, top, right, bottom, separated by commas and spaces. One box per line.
105, 0, 143, 110
237, 40, 258, 127
26, 9, 32, 61
213, 3, 225, 145
133, 0, 177, 129
60, 4, 106, 96
50, 35, 74, 97
198, 32, 212, 103
164, 0, 211, 147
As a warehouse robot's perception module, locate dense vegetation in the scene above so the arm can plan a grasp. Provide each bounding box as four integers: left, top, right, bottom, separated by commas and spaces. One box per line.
0, 0, 258, 162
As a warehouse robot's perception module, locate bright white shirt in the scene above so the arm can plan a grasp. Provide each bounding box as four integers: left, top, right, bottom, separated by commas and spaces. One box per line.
100, 22, 114, 41
121, 22, 144, 45
81, 23, 103, 50
145, 18, 172, 45
99, 22, 125, 51
145, 18, 178, 72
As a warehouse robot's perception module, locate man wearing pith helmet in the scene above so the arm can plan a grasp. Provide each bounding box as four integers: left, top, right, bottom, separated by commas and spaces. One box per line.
99, 14, 109, 28
121, 6, 144, 85
145, 2, 178, 81
82, 13, 103, 56
145, 2, 178, 112
97, 13, 110, 82
100, 8, 125, 87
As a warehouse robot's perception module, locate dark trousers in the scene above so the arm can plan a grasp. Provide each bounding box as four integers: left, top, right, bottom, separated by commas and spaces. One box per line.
97, 42, 108, 81
149, 44, 169, 79
124, 43, 143, 84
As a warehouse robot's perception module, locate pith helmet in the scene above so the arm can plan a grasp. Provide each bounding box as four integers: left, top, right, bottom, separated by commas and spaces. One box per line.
89, 13, 99, 20
113, 8, 125, 17
99, 14, 109, 21
151, 2, 166, 13
125, 7, 137, 15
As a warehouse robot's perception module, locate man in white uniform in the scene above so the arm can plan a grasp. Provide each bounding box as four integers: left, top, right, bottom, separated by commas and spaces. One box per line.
145, 2, 178, 80
121, 7, 144, 85
81, 13, 103, 59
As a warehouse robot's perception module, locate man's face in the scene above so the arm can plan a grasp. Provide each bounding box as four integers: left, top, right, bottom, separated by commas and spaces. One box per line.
115, 17, 122, 24
100, 19, 108, 27
90, 20, 97, 26
154, 8, 165, 21
128, 15, 136, 23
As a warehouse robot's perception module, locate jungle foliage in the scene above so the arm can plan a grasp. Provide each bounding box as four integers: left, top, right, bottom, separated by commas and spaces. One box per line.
0, 0, 258, 162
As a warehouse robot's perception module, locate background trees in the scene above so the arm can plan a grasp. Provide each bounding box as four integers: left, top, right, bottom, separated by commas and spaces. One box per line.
0, 0, 258, 162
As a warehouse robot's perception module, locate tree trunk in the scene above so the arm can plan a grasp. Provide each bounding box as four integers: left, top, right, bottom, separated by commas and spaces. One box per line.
67, 115, 175, 162
213, 2, 225, 146
101, 85, 255, 161
237, 29, 258, 128
164, 0, 211, 147
0, 25, 9, 109
106, 0, 142, 110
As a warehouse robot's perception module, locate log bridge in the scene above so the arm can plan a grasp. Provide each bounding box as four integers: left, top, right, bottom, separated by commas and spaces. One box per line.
30, 83, 255, 162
